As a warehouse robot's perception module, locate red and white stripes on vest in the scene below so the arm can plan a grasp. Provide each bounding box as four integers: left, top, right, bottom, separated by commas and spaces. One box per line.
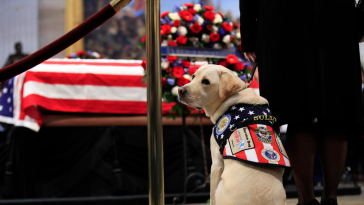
223, 124, 290, 167
213, 104, 290, 168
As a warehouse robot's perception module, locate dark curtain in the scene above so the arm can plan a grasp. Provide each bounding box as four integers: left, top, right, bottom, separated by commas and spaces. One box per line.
0, 124, 213, 199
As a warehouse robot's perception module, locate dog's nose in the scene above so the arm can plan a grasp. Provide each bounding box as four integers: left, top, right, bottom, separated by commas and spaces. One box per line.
178, 87, 187, 95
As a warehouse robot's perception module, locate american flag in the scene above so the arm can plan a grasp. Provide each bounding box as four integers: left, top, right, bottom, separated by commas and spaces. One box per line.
0, 78, 14, 119
0, 59, 259, 132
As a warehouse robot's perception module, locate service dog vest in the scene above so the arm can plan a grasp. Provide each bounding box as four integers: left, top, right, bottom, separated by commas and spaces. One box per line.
213, 104, 290, 168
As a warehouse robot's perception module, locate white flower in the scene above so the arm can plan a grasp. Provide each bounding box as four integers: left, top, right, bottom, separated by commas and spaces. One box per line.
197, 16, 204, 25
161, 61, 170, 70
230, 22, 233, 26
181, 6, 187, 10
227, 43, 234, 49
92, 52, 100, 58
183, 74, 192, 81
233, 71, 238, 76
168, 12, 181, 21
189, 37, 199, 42
213, 43, 222, 49
202, 34, 210, 43
213, 13, 223, 24
194, 4, 202, 12
222, 35, 231, 44
171, 27, 177, 33
236, 32, 241, 39
168, 34, 173, 40
212, 25, 219, 33
171, 86, 179, 96
178, 26, 188, 36
161, 40, 168, 46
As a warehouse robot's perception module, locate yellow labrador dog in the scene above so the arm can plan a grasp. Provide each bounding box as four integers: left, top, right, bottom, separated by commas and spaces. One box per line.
178, 64, 287, 205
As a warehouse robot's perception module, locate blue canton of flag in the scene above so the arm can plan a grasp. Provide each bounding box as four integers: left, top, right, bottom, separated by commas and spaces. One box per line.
0, 78, 14, 118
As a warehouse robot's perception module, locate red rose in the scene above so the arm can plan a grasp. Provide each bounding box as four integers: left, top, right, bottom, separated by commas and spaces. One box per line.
235, 62, 245, 71
206, 24, 213, 31
218, 59, 227, 67
161, 11, 169, 18
168, 40, 177, 46
141, 59, 147, 70
76, 50, 85, 56
188, 8, 197, 15
99, 54, 103, 59
222, 22, 233, 32
67, 55, 72, 59
167, 56, 178, 63
210, 32, 220, 43
238, 41, 243, 52
179, 10, 193, 21
190, 22, 203, 34
177, 77, 190, 86
173, 20, 181, 27
162, 77, 167, 86
226, 54, 239, 64
230, 36, 236, 43
173, 66, 185, 78
188, 65, 198, 75
184, 3, 194, 7
166, 67, 173, 73
203, 5, 214, 10
176, 35, 188, 45
234, 22, 240, 28
218, 12, 224, 18
141, 34, 146, 42
161, 24, 171, 35
204, 10, 215, 21
182, 59, 190, 68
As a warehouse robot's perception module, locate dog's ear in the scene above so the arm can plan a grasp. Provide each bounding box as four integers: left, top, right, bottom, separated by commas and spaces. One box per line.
219, 71, 245, 101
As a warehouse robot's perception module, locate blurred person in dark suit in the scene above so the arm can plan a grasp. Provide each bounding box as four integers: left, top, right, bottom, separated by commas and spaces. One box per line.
240, 1, 363, 205
2, 42, 29, 67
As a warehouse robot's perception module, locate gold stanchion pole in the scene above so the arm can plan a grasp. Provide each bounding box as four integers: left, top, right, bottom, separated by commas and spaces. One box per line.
146, 0, 164, 205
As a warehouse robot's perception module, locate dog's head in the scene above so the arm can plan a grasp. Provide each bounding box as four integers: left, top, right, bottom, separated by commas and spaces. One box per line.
178, 64, 246, 115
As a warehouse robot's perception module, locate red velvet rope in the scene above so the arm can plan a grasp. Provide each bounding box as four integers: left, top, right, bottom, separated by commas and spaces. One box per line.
0, 4, 116, 82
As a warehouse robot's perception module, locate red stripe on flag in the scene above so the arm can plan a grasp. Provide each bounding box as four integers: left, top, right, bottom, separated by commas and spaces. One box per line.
41, 61, 143, 67
25, 71, 146, 87
22, 94, 174, 114
249, 124, 270, 164
266, 126, 286, 166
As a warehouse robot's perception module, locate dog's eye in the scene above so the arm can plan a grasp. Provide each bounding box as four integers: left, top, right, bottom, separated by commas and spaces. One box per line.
202, 79, 210, 85
192, 75, 195, 80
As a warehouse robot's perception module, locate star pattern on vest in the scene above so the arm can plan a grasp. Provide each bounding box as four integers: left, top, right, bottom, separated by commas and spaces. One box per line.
214, 104, 278, 150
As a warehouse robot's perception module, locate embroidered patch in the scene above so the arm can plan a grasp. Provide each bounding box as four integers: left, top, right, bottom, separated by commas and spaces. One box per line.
215, 114, 231, 135
228, 127, 255, 154
275, 132, 288, 159
255, 126, 274, 144
261, 148, 280, 162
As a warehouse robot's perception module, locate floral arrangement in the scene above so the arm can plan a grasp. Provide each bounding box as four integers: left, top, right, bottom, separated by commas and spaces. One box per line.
140, 3, 251, 118
67, 50, 103, 59
140, 3, 241, 49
